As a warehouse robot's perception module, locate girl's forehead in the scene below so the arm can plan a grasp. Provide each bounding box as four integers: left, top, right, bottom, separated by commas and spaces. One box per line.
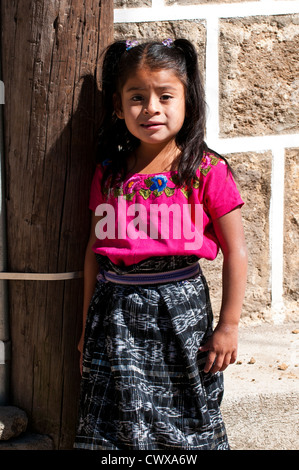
122, 67, 185, 91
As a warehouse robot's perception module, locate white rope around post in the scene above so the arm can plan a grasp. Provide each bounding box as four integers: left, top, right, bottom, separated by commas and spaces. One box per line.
0, 271, 83, 281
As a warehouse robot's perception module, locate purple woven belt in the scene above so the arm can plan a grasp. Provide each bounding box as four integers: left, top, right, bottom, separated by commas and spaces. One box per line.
96, 262, 201, 285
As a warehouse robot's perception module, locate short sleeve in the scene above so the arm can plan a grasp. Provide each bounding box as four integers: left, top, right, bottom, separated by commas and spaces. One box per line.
89, 165, 104, 211
203, 159, 244, 220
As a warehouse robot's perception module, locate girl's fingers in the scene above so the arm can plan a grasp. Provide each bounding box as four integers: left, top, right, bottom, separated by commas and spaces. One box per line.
210, 354, 225, 374
204, 351, 235, 374
219, 353, 233, 372
230, 349, 238, 364
204, 351, 216, 373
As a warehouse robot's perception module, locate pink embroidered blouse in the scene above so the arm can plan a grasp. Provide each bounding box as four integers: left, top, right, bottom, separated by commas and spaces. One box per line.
89, 152, 244, 266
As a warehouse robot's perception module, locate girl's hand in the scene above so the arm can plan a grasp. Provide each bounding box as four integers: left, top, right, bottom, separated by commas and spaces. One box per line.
199, 323, 238, 374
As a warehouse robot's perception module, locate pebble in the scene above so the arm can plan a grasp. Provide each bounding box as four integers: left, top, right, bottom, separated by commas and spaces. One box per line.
277, 363, 288, 370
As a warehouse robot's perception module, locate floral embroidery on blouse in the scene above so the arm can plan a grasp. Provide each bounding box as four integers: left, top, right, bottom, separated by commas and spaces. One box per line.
199, 153, 223, 176
101, 152, 223, 200
149, 175, 168, 192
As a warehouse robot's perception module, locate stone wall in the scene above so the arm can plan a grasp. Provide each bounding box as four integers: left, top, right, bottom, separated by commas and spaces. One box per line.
114, 0, 299, 324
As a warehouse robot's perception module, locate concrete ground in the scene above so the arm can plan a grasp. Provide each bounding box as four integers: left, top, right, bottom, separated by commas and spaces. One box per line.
221, 321, 299, 450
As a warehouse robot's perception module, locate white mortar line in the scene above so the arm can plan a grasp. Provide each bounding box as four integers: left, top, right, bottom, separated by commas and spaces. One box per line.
211, 134, 299, 155
205, 17, 220, 146
269, 146, 285, 323
114, 2, 299, 23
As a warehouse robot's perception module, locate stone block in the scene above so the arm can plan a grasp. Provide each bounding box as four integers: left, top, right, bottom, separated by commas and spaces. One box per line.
114, 19, 206, 77
0, 432, 53, 450
201, 152, 272, 321
219, 15, 299, 137
284, 149, 299, 306
0, 406, 28, 441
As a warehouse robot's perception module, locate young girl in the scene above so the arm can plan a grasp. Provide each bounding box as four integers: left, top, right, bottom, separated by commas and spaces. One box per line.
74, 38, 247, 451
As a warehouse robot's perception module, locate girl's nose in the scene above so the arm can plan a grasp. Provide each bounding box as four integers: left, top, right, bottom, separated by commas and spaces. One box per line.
144, 96, 160, 115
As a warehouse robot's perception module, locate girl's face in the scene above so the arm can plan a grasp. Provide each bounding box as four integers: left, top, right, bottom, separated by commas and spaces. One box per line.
115, 67, 186, 153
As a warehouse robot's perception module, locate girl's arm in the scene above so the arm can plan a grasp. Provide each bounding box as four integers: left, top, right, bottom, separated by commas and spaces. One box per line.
78, 212, 100, 373
200, 207, 248, 374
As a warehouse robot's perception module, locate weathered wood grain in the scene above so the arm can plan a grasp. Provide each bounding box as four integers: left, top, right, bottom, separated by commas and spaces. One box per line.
1, 0, 113, 449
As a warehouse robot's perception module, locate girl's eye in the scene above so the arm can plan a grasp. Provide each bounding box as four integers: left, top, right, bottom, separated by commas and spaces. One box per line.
131, 95, 143, 102
161, 95, 172, 101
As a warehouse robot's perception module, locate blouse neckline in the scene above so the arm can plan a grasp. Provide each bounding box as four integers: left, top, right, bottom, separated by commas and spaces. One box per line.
126, 169, 177, 177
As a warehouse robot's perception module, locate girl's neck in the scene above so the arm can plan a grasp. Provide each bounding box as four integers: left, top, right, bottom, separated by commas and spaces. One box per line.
127, 141, 181, 175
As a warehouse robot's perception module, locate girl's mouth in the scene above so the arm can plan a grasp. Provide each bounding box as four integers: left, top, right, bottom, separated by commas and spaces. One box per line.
141, 122, 164, 129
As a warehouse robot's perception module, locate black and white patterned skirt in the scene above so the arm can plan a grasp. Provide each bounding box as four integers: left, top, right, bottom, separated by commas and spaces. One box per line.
74, 255, 229, 450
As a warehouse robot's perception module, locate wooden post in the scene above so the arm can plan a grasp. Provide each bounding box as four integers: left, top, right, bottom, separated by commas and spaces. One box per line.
1, 0, 113, 449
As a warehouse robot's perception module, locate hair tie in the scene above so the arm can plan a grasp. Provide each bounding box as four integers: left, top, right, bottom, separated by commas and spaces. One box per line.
126, 39, 138, 51
162, 38, 173, 47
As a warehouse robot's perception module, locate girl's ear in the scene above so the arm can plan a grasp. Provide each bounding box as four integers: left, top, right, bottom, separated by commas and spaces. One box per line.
113, 93, 124, 119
